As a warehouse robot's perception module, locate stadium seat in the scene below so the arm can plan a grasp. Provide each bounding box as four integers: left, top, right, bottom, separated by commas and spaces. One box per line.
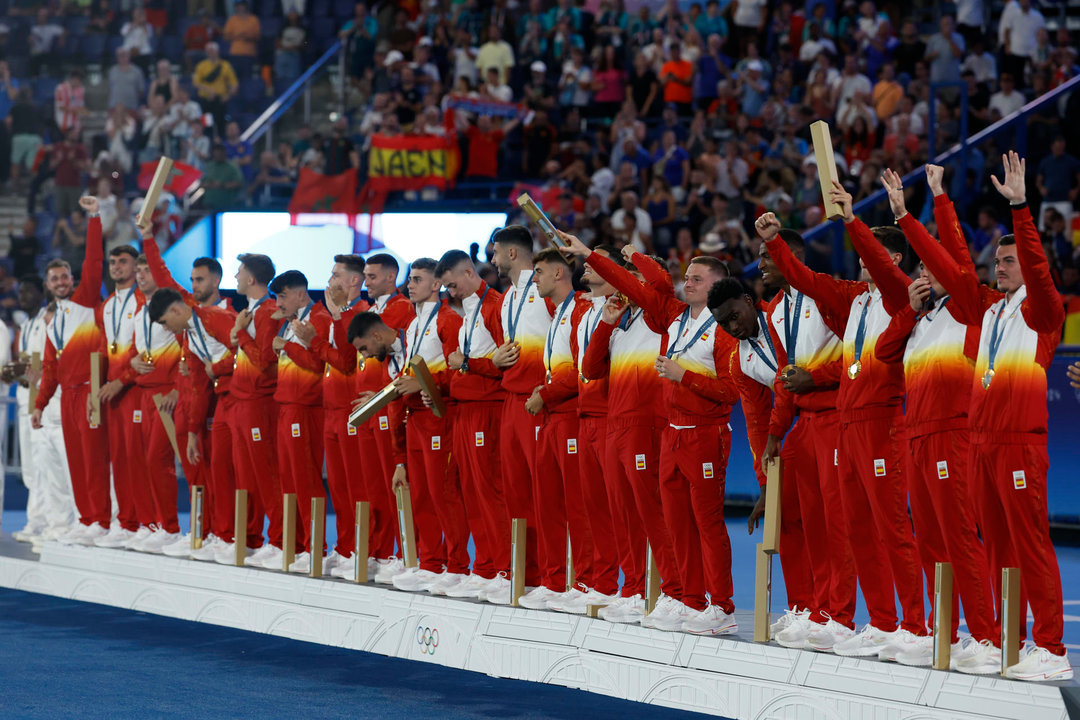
261, 17, 282, 39
106, 35, 124, 61
81, 34, 106, 64
257, 0, 280, 18
59, 34, 81, 61
65, 16, 90, 35
310, 0, 331, 18
32, 77, 60, 107
159, 35, 183, 64
310, 17, 337, 47
239, 77, 266, 104
228, 55, 256, 80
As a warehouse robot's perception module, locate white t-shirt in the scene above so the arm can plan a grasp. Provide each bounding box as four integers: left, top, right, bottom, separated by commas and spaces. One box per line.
998, 1, 1045, 58
611, 207, 653, 238
956, 0, 984, 27
989, 89, 1025, 119
831, 72, 872, 107
733, 0, 767, 29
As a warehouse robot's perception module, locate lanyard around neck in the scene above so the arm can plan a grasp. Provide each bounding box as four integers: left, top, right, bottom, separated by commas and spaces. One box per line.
506, 271, 535, 342
545, 292, 575, 373
749, 310, 778, 372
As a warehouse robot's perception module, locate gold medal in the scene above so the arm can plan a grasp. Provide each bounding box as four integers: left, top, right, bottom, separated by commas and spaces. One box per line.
847, 360, 862, 379
546, 371, 552, 383
143, 350, 153, 363
110, 342, 118, 354
781, 364, 796, 377
579, 373, 589, 385
982, 368, 994, 390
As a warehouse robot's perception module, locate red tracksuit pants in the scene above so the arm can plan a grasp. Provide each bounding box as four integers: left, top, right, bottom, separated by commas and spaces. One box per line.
355, 419, 397, 560
781, 410, 856, 627
205, 394, 235, 542
970, 435, 1063, 655
60, 384, 110, 527
324, 407, 356, 558
838, 408, 926, 635
106, 388, 141, 532
577, 416, 621, 596
128, 387, 180, 534
605, 417, 682, 600
231, 395, 282, 549
119, 387, 156, 528
407, 408, 471, 574
910, 428, 997, 643
659, 424, 734, 613
174, 395, 210, 533
500, 394, 541, 586
453, 401, 509, 579
277, 404, 325, 554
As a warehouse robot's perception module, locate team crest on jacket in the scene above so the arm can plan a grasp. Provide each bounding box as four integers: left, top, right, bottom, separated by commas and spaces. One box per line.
635, 454, 646, 470
133, 410, 143, 423
937, 461, 949, 479
251, 427, 262, 441
378, 415, 389, 431
475, 431, 485, 447
347, 424, 357, 436
703, 462, 714, 479
874, 458, 886, 477
1013, 470, 1026, 490
567, 438, 577, 455
432, 435, 441, 451
291, 423, 301, 438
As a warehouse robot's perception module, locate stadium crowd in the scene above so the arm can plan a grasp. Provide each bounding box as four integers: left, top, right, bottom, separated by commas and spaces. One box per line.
0, 0, 1078, 322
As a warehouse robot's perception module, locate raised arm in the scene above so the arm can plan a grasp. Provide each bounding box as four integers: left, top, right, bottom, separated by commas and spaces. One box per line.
139, 220, 193, 304
896, 211, 986, 326
876, 303, 917, 364
680, 334, 739, 404
71, 198, 104, 307
925, 165, 973, 269
855, 172, 914, 315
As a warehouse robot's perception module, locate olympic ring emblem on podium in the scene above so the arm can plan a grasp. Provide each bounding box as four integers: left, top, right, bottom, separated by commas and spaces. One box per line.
417, 626, 439, 655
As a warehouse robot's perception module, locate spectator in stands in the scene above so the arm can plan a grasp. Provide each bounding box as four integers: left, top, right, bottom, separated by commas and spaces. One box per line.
183, 10, 220, 72
731, 0, 768, 57
167, 86, 203, 145
95, 177, 120, 243
248, 151, 291, 203
962, 35, 997, 85
893, 19, 925, 78
661, 43, 695, 117
925, 15, 965, 90
989, 72, 1025, 121
10, 218, 42, 279
224, 1, 261, 58
149, 60, 181, 110
481, 67, 512, 103
89, 0, 120, 36
558, 46, 592, 112
201, 143, 243, 210
108, 49, 148, 114
323, 117, 357, 174
51, 128, 89, 218
1036, 135, 1080, 229
9, 87, 41, 190
799, 21, 836, 64
872, 61, 903, 121
54, 69, 86, 135
193, 43, 238, 138
121, 7, 155, 73
476, 25, 514, 87
139, 94, 172, 160
464, 112, 519, 181
105, 104, 137, 173
0, 61, 17, 188
521, 108, 556, 177
736, 59, 768, 118
999, 0, 1045, 88
413, 39, 440, 87
628, 52, 660, 119
181, 120, 211, 170
341, 3, 377, 81
275, 11, 307, 85
29, 9, 65, 77
224, 121, 254, 182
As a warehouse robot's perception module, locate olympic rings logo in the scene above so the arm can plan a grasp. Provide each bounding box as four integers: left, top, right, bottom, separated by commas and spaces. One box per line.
417, 626, 439, 655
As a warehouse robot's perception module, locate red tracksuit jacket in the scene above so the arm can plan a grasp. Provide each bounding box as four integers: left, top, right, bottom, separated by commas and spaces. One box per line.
275, 301, 332, 406
403, 299, 463, 412
729, 296, 780, 487
450, 282, 505, 402
500, 269, 553, 396
572, 295, 610, 419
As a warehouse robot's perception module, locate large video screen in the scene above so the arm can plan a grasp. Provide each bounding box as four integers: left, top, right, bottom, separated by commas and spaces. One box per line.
216, 212, 507, 289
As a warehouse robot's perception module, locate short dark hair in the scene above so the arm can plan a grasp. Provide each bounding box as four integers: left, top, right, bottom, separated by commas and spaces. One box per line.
46, 259, 71, 273
707, 277, 754, 311
238, 253, 275, 285
410, 257, 438, 273
592, 244, 626, 267
334, 253, 366, 275
347, 311, 386, 344
269, 269, 308, 294
193, 257, 223, 277
365, 253, 399, 273
690, 256, 730, 278
435, 249, 472, 277
136, 254, 148, 266
871, 226, 907, 257
777, 229, 806, 254
492, 225, 534, 254
148, 287, 184, 323
19, 274, 44, 294
533, 248, 568, 267
999, 234, 1016, 247
109, 245, 138, 259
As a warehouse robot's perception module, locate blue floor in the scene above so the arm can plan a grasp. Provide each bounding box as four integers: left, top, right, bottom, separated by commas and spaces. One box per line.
0, 587, 723, 720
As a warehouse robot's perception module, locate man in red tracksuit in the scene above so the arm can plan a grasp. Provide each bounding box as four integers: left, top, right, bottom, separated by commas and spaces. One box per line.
354, 254, 415, 584
436, 250, 510, 600
125, 250, 183, 553
485, 226, 554, 605
144, 243, 239, 562
862, 167, 998, 668
226, 253, 284, 566
92, 244, 144, 549
32, 195, 110, 545
387, 258, 470, 594
547, 246, 624, 614
569, 233, 739, 635
759, 190, 927, 657
756, 234, 858, 651
268, 270, 332, 574
302, 255, 369, 580
901, 152, 1069, 681
573, 249, 683, 626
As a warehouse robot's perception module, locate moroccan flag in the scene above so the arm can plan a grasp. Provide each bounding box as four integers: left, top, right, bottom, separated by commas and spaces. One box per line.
288, 168, 359, 214
137, 160, 202, 196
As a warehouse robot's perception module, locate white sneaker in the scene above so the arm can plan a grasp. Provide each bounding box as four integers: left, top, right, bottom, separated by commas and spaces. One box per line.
138, 529, 180, 554
256, 545, 284, 570
393, 568, 442, 592
955, 639, 1001, 674
128, 527, 162, 552
330, 554, 358, 580
517, 585, 561, 610
599, 594, 646, 624
289, 552, 312, 573
41, 526, 69, 542
122, 526, 153, 549
877, 629, 923, 662
771, 607, 808, 637
682, 604, 738, 636
189, 536, 222, 562
480, 573, 513, 604
834, 625, 894, 657
444, 573, 492, 598
323, 551, 348, 575
645, 597, 697, 632
548, 586, 616, 614
161, 533, 194, 557
374, 558, 406, 584
428, 572, 470, 596
93, 525, 134, 549
1005, 647, 1074, 682
13, 526, 44, 543
214, 543, 253, 565
895, 634, 937, 667
75, 522, 108, 546
244, 543, 275, 567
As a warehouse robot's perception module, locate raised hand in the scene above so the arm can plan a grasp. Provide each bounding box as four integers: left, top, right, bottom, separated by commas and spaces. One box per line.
1068, 361, 1080, 390
601, 294, 627, 325
925, 164, 945, 197
991, 150, 1026, 205
881, 169, 907, 219
78, 195, 99, 215
291, 320, 316, 345
754, 212, 782, 241
908, 277, 932, 311
828, 179, 855, 223
556, 229, 591, 258
620, 244, 636, 264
